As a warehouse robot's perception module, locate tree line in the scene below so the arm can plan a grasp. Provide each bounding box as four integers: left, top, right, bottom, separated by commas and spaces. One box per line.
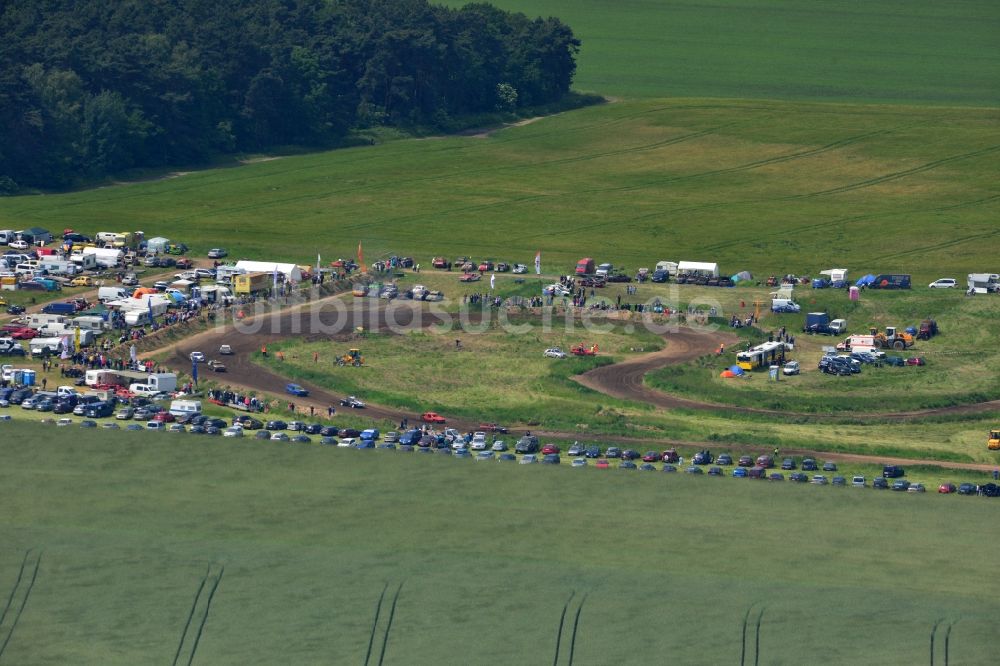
0, 0, 580, 191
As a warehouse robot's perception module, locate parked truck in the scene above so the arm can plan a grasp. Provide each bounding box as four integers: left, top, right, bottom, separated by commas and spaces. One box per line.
966, 273, 999, 294
802, 313, 847, 336
917, 319, 939, 340
233, 271, 271, 295
575, 258, 595, 275
989, 429, 1000, 451
869, 274, 911, 290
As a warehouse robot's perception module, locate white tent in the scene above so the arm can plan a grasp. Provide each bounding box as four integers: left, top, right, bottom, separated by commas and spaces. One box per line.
677, 261, 719, 277
146, 237, 171, 253
234, 260, 302, 283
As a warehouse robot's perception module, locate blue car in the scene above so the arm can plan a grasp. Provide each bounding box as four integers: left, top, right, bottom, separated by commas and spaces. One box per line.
732, 467, 748, 478
285, 383, 309, 397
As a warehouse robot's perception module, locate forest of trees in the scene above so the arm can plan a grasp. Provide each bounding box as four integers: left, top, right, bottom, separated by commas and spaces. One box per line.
0, 0, 580, 191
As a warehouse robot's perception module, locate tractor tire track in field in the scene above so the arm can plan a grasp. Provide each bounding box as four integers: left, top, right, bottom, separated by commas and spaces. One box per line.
551, 590, 576, 666
943, 620, 956, 666
739, 603, 757, 666
566, 593, 587, 666
752, 607, 765, 666
792, 144, 1000, 199
0, 550, 42, 663
375, 581, 404, 666
186, 566, 224, 666
0, 550, 32, 631
363, 583, 389, 666
930, 618, 943, 666
173, 564, 224, 666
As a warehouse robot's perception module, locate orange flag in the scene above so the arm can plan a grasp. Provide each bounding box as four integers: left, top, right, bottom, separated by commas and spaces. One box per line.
358, 241, 366, 273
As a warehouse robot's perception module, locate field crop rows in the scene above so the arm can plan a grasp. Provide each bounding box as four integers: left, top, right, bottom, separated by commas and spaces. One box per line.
1, 424, 999, 664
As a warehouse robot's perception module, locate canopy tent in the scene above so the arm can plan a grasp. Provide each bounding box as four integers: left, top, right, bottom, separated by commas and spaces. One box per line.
234, 260, 303, 283
677, 261, 719, 277
146, 237, 171, 253
731, 270, 753, 282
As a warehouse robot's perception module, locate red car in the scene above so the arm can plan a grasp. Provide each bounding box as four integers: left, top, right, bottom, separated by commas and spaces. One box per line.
570, 343, 598, 356
541, 444, 560, 455
938, 483, 957, 494
595, 459, 610, 469
10, 328, 38, 340
152, 411, 175, 423
477, 422, 508, 434
175, 258, 194, 269
421, 412, 446, 424
459, 272, 480, 282
642, 451, 659, 463
477, 261, 493, 272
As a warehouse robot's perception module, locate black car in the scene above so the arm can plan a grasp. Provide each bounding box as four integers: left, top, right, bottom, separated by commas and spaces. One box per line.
707, 466, 723, 476
515, 436, 539, 454
340, 427, 363, 438
541, 454, 561, 465
234, 415, 264, 429
780, 457, 796, 470
789, 472, 809, 483
319, 425, 340, 437
800, 458, 818, 471
265, 420, 287, 430
980, 483, 1000, 497
693, 450, 713, 465
957, 483, 977, 495
822, 461, 838, 472
873, 477, 889, 489
737, 455, 753, 467
203, 417, 228, 429
567, 442, 586, 456
621, 449, 641, 461
831, 476, 847, 486
188, 425, 207, 434
882, 465, 905, 478
52, 401, 75, 414
304, 423, 324, 434
619, 460, 637, 470
891, 479, 911, 492
605, 446, 622, 459
584, 446, 601, 458
768, 472, 785, 481
661, 464, 677, 473
5, 305, 26, 315
716, 453, 733, 465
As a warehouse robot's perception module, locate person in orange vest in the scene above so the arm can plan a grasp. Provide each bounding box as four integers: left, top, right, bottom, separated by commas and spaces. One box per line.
261, 344, 268, 357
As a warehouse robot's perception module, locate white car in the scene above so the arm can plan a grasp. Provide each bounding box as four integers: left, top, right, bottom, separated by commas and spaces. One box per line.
470, 432, 488, 450
207, 248, 227, 259
782, 361, 800, 375
8, 240, 29, 250
190, 351, 206, 362
512, 264, 527, 274
338, 437, 357, 448
544, 347, 567, 359
219, 344, 233, 355
491, 440, 508, 452
928, 278, 956, 289
223, 426, 244, 437
56, 418, 73, 426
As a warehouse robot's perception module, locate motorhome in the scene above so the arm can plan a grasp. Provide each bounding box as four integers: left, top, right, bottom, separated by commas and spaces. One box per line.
27, 313, 67, 330
967, 273, 999, 294
71, 316, 109, 333
38, 258, 78, 276
29, 337, 63, 356
82, 247, 124, 268
169, 399, 202, 418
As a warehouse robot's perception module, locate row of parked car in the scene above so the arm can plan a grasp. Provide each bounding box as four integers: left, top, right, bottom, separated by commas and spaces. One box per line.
4, 411, 994, 495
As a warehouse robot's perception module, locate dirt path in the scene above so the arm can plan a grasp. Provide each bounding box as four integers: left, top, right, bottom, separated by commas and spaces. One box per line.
139, 300, 1000, 472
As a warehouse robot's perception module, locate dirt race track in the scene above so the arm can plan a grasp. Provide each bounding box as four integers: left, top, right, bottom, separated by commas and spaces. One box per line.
163, 297, 1000, 472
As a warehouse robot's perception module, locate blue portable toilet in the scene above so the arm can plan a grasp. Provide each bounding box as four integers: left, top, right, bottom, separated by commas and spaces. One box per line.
22, 369, 36, 386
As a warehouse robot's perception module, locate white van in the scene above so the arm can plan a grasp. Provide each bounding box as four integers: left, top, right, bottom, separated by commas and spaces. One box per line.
771, 298, 801, 313
129, 383, 164, 398
98, 286, 131, 302
169, 399, 202, 418
0, 230, 16, 245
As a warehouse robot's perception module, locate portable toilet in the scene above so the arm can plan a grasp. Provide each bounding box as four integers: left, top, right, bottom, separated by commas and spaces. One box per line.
22, 369, 36, 386
849, 286, 860, 302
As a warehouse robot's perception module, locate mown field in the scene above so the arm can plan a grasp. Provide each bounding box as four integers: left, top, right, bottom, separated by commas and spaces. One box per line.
1, 423, 998, 665
445, 0, 1000, 104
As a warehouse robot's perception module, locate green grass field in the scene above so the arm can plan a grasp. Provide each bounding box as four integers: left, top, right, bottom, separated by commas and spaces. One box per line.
1, 423, 998, 665
2, 2, 999, 661
2, 99, 998, 283
445, 0, 1000, 104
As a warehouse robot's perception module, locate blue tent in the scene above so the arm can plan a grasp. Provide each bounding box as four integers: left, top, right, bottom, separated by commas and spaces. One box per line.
856, 274, 876, 287
729, 365, 745, 376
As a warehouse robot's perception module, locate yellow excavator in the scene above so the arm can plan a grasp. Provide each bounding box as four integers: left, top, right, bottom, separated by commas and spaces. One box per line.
337, 348, 364, 367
